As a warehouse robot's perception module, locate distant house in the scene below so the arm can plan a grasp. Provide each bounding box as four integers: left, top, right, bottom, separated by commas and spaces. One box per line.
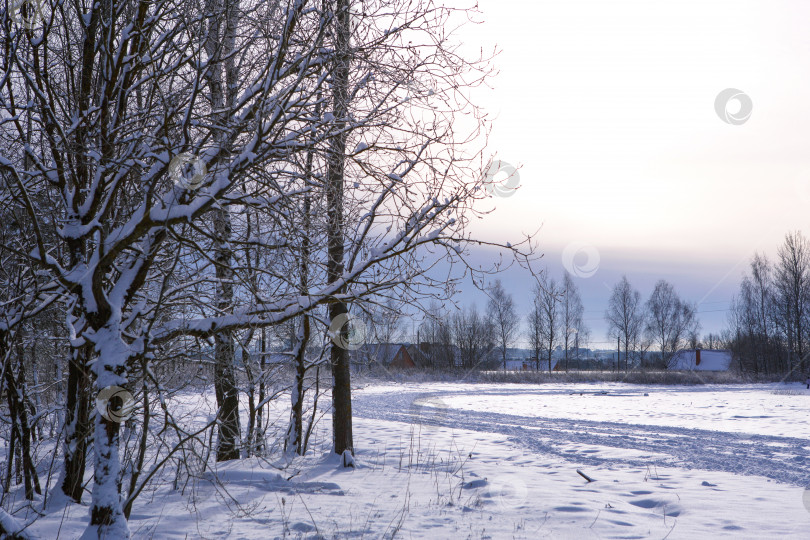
408, 342, 461, 368
668, 349, 732, 371
352, 343, 417, 369
388, 344, 416, 368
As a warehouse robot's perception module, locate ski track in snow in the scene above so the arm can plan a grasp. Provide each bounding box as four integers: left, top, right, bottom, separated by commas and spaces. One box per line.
354, 387, 810, 487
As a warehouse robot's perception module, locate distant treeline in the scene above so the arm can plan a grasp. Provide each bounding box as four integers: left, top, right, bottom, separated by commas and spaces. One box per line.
727, 231, 810, 376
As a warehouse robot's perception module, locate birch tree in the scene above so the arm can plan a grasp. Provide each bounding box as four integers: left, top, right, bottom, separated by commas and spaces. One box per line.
775, 231, 810, 372
605, 276, 643, 371
560, 272, 584, 372
530, 274, 561, 372
645, 280, 699, 368
486, 279, 518, 371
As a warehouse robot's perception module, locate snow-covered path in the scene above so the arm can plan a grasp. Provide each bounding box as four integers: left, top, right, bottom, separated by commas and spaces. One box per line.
354, 384, 810, 487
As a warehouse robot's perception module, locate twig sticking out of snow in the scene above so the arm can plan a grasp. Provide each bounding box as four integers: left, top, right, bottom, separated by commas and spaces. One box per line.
342, 449, 355, 468
577, 469, 595, 483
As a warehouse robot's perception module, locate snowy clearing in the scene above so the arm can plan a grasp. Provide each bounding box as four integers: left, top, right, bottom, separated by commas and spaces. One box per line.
9, 381, 810, 538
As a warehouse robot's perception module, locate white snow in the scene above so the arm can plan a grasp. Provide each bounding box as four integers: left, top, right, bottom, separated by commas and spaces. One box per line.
6, 382, 810, 538
670, 349, 733, 371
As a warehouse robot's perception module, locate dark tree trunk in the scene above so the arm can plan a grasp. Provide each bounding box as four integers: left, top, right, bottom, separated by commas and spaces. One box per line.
256, 328, 266, 454
287, 134, 315, 456
11, 344, 41, 500
62, 342, 91, 502
205, 0, 241, 462
330, 303, 353, 461
244, 338, 258, 457
123, 374, 149, 519
1, 333, 40, 500
213, 298, 240, 461
326, 0, 354, 464
286, 315, 310, 455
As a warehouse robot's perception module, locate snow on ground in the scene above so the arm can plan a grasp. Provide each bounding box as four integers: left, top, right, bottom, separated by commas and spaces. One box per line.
11, 382, 810, 538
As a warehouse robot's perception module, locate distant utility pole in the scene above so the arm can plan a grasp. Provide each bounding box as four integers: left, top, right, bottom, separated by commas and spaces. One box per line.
617, 336, 620, 372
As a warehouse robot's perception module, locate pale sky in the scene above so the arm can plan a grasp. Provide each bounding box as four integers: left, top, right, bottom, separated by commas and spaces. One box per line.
449, 0, 810, 348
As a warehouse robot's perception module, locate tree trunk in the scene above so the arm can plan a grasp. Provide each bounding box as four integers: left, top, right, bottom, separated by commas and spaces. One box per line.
11, 344, 41, 500
62, 239, 93, 502
213, 215, 241, 461
61, 341, 91, 502
205, 0, 242, 461
244, 335, 258, 457
286, 316, 310, 455
256, 328, 266, 455
213, 205, 240, 461
327, 0, 354, 464
123, 374, 149, 519
82, 317, 132, 538
83, 414, 129, 538
287, 97, 317, 455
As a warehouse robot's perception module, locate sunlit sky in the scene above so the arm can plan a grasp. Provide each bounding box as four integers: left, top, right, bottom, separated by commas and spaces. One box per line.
443, 0, 810, 348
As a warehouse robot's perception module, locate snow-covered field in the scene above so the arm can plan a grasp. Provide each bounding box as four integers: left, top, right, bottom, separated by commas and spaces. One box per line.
13, 382, 810, 538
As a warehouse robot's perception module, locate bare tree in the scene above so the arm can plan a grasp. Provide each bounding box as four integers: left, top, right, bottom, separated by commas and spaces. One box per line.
486, 280, 519, 371
729, 255, 782, 374
605, 276, 643, 371
204, 0, 242, 464
326, 0, 355, 466
529, 274, 561, 372
725, 233, 810, 376
560, 272, 585, 372
750, 254, 776, 375
418, 303, 456, 368
452, 305, 494, 369
645, 280, 699, 368
526, 298, 544, 371
775, 231, 810, 372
